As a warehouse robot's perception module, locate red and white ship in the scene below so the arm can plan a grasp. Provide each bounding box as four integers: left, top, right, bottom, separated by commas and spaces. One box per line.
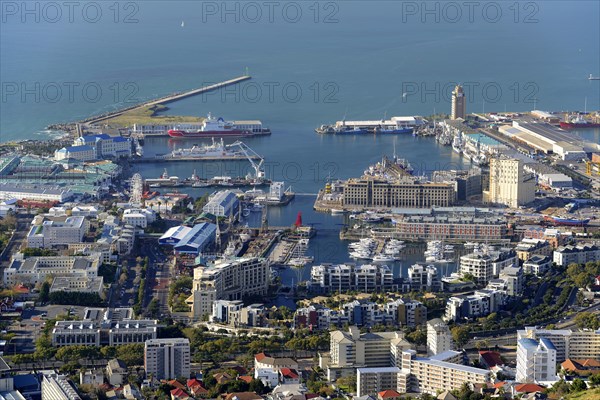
559, 114, 600, 129
168, 112, 266, 138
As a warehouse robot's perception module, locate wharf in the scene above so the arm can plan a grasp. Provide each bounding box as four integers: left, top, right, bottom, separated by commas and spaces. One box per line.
146, 179, 270, 189
48, 75, 252, 130
313, 189, 343, 212
130, 154, 259, 163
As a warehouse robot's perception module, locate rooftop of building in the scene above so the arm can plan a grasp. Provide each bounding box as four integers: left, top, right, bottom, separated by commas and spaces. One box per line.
478, 351, 504, 368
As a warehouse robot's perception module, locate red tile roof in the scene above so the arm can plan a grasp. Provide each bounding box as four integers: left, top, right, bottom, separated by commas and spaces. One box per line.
515, 383, 545, 393
378, 390, 402, 398
255, 352, 269, 362
223, 392, 263, 400
280, 368, 299, 379
478, 351, 503, 368
171, 388, 190, 399
238, 376, 253, 384
187, 378, 208, 394
167, 380, 186, 390
231, 366, 248, 375
493, 381, 506, 389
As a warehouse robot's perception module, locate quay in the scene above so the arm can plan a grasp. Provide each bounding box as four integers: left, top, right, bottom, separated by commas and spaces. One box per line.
130, 154, 259, 163
49, 75, 252, 129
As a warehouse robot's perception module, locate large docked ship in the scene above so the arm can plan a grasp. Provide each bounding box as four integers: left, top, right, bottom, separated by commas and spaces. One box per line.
559, 114, 600, 129
168, 113, 270, 138
543, 215, 590, 227
167, 138, 245, 159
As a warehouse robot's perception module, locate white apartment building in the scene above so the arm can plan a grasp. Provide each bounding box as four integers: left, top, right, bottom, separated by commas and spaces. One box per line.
187, 257, 269, 319
459, 249, 518, 284
356, 367, 401, 397
518, 326, 600, 362
52, 307, 157, 347
407, 264, 440, 292
27, 216, 89, 248
4, 252, 100, 286
54, 145, 97, 162
427, 318, 452, 356
212, 300, 266, 327
320, 326, 411, 381
144, 338, 191, 380
254, 353, 298, 374
445, 289, 506, 322
41, 373, 82, 400
523, 255, 553, 276
516, 337, 558, 383
122, 208, 157, 228
498, 266, 523, 297
309, 263, 396, 293
397, 350, 490, 395
553, 243, 600, 267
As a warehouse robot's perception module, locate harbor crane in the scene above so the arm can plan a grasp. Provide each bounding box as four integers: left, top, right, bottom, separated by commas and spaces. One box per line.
227, 141, 265, 183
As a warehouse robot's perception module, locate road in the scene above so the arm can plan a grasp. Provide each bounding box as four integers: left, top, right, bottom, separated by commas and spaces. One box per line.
0, 212, 31, 266
140, 238, 171, 317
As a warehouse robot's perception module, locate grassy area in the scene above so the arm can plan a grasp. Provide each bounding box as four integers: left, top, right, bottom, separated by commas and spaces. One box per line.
101, 104, 204, 127
566, 388, 600, 399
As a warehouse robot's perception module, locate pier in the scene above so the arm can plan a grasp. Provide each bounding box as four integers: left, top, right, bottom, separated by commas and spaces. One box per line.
130, 154, 259, 163
51, 75, 252, 129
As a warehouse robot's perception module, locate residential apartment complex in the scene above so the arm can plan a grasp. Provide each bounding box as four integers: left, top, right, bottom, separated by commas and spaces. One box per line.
188, 257, 269, 319
397, 350, 490, 395
295, 298, 426, 330
211, 300, 266, 327
394, 213, 506, 241
427, 319, 452, 356
459, 248, 518, 285
553, 243, 600, 267
517, 327, 600, 363
516, 337, 557, 383
309, 264, 396, 293
41, 373, 82, 400
320, 326, 411, 381
357, 367, 402, 397
445, 289, 506, 322
144, 338, 191, 381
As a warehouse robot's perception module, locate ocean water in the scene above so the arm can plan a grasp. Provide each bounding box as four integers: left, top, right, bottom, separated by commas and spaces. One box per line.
1, 1, 599, 140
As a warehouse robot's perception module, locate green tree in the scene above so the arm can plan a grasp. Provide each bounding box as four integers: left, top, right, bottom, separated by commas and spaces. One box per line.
451, 326, 471, 348
39, 281, 50, 303
248, 378, 268, 394
406, 328, 427, 346
571, 378, 587, 392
